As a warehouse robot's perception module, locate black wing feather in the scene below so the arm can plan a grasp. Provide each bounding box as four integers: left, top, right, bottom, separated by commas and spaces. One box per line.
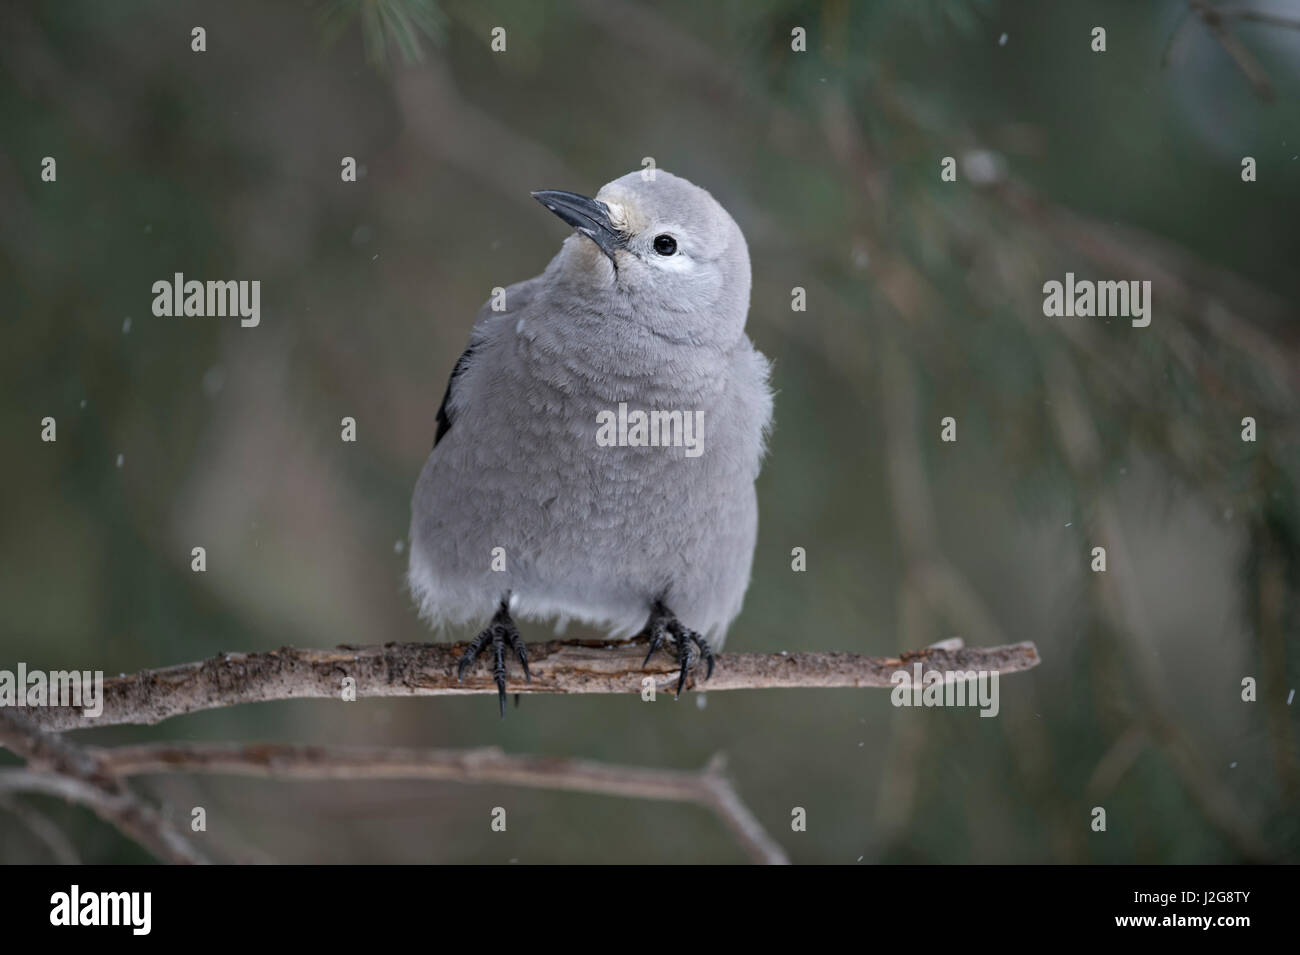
433, 345, 477, 448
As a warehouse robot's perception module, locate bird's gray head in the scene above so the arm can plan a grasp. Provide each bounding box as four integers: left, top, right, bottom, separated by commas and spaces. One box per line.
532, 170, 751, 348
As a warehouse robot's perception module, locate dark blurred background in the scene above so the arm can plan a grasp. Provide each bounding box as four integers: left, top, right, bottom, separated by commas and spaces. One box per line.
2, 0, 1298, 863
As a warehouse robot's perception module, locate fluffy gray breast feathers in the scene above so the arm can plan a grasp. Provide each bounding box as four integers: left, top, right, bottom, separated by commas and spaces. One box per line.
408, 169, 773, 699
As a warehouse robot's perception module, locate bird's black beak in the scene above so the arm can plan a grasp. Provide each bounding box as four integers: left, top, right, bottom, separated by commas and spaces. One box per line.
532, 190, 627, 264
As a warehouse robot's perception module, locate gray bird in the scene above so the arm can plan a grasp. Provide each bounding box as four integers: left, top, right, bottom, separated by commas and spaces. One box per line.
408, 169, 773, 715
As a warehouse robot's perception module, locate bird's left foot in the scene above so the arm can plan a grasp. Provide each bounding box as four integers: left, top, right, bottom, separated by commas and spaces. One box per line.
641, 601, 714, 697
458, 601, 530, 718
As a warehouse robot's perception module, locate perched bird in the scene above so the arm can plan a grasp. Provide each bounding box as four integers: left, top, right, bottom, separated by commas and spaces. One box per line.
408, 170, 773, 715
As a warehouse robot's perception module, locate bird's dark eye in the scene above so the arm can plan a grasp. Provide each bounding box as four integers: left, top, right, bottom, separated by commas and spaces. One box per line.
653, 234, 677, 256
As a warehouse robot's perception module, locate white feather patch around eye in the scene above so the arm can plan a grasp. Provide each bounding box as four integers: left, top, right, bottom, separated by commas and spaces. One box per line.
644, 225, 692, 270
651, 248, 695, 272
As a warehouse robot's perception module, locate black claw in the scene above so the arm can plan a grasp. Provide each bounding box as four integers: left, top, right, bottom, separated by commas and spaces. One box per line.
457, 603, 530, 717
493, 634, 508, 717
640, 603, 714, 695
642, 623, 666, 669
509, 631, 531, 683
671, 626, 696, 698
694, 634, 715, 681
457, 629, 491, 682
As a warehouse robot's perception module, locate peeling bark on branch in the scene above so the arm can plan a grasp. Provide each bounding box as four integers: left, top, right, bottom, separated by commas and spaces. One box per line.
20, 639, 1040, 732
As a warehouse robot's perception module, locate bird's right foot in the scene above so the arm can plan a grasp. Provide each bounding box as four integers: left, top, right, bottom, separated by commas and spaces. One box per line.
640, 600, 714, 698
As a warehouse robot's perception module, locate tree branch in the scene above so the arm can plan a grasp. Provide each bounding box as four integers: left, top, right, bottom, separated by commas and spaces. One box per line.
6, 639, 1037, 862
1187, 0, 1276, 101
89, 742, 790, 865
17, 639, 1041, 732
0, 709, 208, 864
0, 794, 81, 864
1220, 5, 1300, 30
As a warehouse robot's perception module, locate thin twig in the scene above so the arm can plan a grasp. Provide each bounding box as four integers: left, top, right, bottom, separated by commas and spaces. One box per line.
0, 709, 208, 864
0, 795, 80, 864
1219, 4, 1300, 30
88, 742, 789, 864
1187, 0, 1276, 101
